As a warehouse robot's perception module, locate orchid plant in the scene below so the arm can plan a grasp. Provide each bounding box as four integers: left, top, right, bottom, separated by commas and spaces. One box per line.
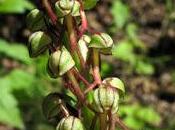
26, 0, 130, 130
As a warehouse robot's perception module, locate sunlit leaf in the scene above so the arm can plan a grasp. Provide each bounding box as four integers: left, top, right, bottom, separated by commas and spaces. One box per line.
83, 0, 99, 10
112, 40, 136, 64
0, 39, 32, 64
135, 60, 155, 75
126, 23, 146, 50
0, 0, 34, 13
0, 78, 24, 129
111, 0, 130, 29
136, 107, 161, 125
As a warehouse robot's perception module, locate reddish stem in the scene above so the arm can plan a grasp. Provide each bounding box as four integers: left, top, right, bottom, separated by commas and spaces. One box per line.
93, 66, 102, 84
72, 68, 91, 87
67, 69, 85, 103
109, 112, 115, 130
42, 0, 57, 25
65, 14, 86, 69
92, 49, 102, 85
77, 0, 88, 36
72, 68, 99, 93
84, 81, 97, 94
114, 115, 130, 130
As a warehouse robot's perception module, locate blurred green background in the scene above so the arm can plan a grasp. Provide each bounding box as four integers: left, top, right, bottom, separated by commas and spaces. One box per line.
0, 0, 175, 130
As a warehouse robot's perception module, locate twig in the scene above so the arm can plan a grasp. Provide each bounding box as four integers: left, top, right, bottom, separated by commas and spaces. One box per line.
65, 14, 86, 69
42, 0, 57, 25
72, 68, 91, 87
114, 114, 130, 130
66, 69, 85, 103
99, 113, 108, 130
77, 0, 88, 36
92, 49, 102, 84
109, 112, 115, 130
84, 81, 97, 94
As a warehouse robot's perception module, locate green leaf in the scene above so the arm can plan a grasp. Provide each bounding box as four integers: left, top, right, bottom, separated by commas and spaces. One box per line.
112, 40, 136, 64
126, 23, 146, 50
126, 23, 138, 40
119, 104, 161, 129
82, 106, 95, 129
135, 60, 155, 75
0, 39, 32, 64
0, 0, 34, 13
7, 69, 47, 100
111, 0, 130, 29
83, 0, 99, 10
101, 61, 113, 78
123, 116, 144, 129
0, 68, 49, 129
136, 107, 161, 125
0, 78, 24, 129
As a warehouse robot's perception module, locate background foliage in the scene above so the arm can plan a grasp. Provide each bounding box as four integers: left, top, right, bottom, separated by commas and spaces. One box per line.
0, 0, 175, 130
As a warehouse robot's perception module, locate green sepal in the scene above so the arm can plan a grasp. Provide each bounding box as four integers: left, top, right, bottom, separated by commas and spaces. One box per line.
42, 93, 65, 122
42, 93, 77, 124
59, 46, 75, 75
83, 0, 99, 10
78, 35, 91, 61
55, 0, 74, 18
102, 77, 125, 97
71, 1, 80, 17
28, 31, 51, 58
93, 86, 119, 114
56, 116, 85, 130
88, 33, 113, 54
48, 46, 75, 78
26, 9, 46, 31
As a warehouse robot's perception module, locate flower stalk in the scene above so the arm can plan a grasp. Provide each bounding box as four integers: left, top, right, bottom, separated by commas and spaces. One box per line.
99, 113, 108, 130
92, 48, 102, 84
65, 14, 86, 70
66, 69, 85, 103
42, 0, 57, 25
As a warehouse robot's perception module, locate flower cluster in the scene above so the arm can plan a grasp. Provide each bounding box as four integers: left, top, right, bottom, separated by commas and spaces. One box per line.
26, 0, 128, 130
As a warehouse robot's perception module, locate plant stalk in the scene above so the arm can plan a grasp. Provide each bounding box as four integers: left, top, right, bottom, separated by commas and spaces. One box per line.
42, 0, 57, 25
109, 112, 115, 130
114, 114, 130, 130
66, 69, 85, 103
92, 48, 102, 84
77, 0, 88, 36
65, 14, 86, 70
99, 113, 108, 130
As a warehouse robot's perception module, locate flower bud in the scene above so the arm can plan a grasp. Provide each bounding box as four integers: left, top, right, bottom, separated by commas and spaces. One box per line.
47, 46, 75, 78
71, 1, 80, 17
26, 9, 46, 31
78, 35, 91, 61
55, 0, 75, 18
42, 93, 66, 122
88, 33, 113, 54
28, 31, 51, 57
93, 86, 119, 114
56, 116, 85, 130
102, 77, 125, 96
